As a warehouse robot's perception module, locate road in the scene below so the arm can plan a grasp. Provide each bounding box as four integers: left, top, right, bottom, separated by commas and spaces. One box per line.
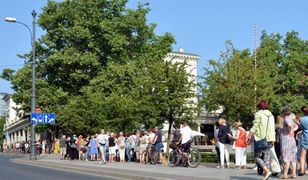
0, 154, 116, 180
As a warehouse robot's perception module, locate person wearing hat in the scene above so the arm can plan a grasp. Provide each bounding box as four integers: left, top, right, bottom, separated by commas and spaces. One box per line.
231, 121, 247, 169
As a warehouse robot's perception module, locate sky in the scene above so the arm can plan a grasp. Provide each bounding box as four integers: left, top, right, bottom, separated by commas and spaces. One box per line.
1, 0, 308, 93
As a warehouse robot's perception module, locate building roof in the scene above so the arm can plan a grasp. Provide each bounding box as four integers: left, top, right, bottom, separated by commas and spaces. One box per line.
170, 51, 200, 57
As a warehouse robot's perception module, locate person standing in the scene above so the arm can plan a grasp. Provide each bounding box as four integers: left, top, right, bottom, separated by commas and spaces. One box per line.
250, 100, 276, 180
108, 133, 116, 163
77, 135, 86, 160
232, 121, 247, 169
217, 118, 232, 169
129, 131, 137, 161
59, 135, 67, 159
139, 131, 147, 163
70, 135, 79, 160
54, 139, 60, 155
117, 132, 126, 163
134, 131, 141, 162
42, 140, 46, 155
153, 127, 164, 163
178, 121, 192, 167
125, 133, 132, 162
213, 122, 220, 166
279, 107, 298, 179
90, 135, 98, 161
97, 129, 107, 164
170, 123, 181, 150
84, 135, 90, 161
299, 105, 308, 176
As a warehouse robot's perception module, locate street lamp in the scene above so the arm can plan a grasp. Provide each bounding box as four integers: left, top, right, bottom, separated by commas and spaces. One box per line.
5, 10, 37, 160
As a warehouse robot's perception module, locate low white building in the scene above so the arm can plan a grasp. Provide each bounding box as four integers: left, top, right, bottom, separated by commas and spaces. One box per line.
2, 94, 39, 146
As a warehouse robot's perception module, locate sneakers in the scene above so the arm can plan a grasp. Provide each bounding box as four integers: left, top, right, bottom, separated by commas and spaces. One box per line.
100, 161, 106, 164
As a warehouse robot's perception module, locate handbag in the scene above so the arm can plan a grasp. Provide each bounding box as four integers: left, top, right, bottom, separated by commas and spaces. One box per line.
254, 115, 270, 152
244, 131, 252, 145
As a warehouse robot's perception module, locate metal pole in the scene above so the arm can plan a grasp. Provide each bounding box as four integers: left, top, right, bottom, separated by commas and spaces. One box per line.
253, 24, 258, 113
29, 10, 37, 160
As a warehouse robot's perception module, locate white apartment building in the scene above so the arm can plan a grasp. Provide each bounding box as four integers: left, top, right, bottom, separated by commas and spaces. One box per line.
2, 94, 34, 146
165, 48, 199, 106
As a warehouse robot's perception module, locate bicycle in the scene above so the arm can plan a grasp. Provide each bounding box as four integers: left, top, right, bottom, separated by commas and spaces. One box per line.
141, 144, 159, 165
168, 145, 201, 168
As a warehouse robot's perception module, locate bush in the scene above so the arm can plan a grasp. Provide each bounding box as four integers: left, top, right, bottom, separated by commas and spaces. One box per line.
201, 153, 255, 163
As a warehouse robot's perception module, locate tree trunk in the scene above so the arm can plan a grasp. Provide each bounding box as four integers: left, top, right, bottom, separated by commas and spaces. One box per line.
166, 119, 174, 157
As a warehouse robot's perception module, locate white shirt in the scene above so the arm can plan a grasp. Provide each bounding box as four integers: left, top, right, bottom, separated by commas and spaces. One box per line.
97, 134, 106, 144
148, 133, 155, 144
103, 134, 110, 145
180, 126, 192, 144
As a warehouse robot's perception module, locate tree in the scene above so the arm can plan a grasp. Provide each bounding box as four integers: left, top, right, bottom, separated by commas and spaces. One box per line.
200, 41, 256, 123
2, 0, 196, 135
200, 32, 308, 125
0, 117, 5, 146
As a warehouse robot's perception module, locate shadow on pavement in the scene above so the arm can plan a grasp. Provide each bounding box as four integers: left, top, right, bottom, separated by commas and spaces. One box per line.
228, 176, 260, 180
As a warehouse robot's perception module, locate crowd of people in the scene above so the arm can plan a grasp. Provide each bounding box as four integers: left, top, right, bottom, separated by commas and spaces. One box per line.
54, 127, 165, 164
2, 101, 308, 180
213, 101, 308, 180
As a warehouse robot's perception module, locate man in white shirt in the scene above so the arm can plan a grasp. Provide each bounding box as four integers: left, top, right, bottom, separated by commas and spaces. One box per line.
97, 129, 107, 164
179, 121, 192, 153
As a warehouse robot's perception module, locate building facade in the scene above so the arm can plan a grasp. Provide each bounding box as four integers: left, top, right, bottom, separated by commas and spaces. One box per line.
160, 49, 200, 145
2, 94, 35, 146
0, 93, 7, 118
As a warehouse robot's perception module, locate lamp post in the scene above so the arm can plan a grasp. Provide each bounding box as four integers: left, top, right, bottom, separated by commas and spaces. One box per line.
5, 10, 37, 160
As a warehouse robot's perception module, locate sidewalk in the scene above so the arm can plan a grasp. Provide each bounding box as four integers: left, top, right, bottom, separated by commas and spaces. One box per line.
11, 154, 252, 180
10, 153, 307, 180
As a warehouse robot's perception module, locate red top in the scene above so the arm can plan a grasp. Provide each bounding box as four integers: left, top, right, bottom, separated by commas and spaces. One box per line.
235, 128, 247, 148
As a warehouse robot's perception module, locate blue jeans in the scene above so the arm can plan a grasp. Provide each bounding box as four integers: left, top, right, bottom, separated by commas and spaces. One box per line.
126, 146, 132, 162
85, 147, 89, 160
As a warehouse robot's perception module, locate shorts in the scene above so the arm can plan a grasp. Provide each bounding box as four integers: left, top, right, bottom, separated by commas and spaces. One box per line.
98, 144, 106, 153
60, 147, 66, 155
181, 141, 191, 153
109, 146, 116, 155
155, 142, 164, 152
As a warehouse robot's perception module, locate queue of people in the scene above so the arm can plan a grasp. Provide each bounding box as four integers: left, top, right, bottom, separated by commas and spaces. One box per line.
55, 127, 164, 164
2, 101, 307, 180
213, 101, 308, 180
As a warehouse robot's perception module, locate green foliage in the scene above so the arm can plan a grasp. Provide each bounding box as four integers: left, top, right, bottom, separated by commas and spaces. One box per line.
1, 0, 195, 135
200, 32, 308, 124
0, 117, 4, 145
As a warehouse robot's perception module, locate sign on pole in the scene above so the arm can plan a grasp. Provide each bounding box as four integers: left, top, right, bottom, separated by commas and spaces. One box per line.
31, 113, 56, 124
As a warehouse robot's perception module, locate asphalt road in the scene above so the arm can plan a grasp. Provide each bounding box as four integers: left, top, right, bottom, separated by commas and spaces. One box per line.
0, 154, 116, 180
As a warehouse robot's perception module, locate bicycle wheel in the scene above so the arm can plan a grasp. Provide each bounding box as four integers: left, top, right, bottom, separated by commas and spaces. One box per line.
187, 149, 201, 168
257, 164, 263, 175
141, 150, 149, 164
150, 151, 159, 165
168, 150, 181, 167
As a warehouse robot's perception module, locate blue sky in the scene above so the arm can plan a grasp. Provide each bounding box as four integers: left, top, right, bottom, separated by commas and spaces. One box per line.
1, 0, 308, 93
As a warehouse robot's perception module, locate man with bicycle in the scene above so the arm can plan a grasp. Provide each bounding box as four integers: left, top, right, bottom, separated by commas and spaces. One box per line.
178, 121, 193, 166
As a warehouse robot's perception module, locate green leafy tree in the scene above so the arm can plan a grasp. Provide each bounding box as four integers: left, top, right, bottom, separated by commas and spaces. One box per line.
200, 41, 255, 123
2, 0, 195, 135
0, 117, 5, 146
200, 32, 308, 125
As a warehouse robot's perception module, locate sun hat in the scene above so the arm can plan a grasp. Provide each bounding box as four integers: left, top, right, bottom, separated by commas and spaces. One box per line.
234, 121, 242, 128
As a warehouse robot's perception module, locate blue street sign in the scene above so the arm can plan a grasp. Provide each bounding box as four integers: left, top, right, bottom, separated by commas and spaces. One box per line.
31, 113, 56, 124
